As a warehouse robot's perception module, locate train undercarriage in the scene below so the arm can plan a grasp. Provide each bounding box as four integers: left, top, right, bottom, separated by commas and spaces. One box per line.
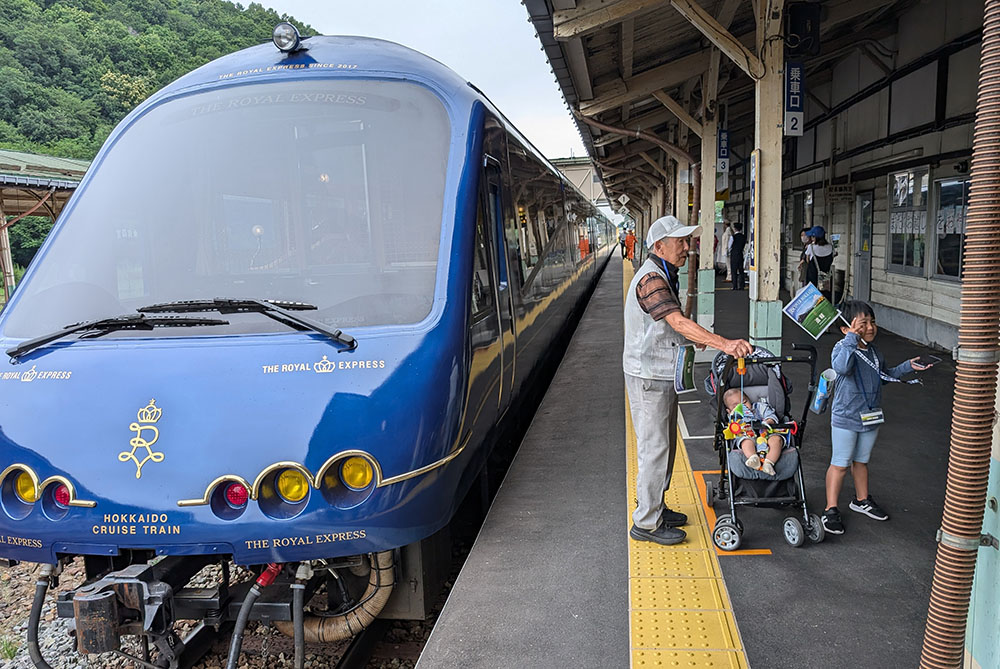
12, 533, 449, 669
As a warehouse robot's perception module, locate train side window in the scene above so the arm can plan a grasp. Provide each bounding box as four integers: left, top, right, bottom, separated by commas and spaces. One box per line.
471, 197, 495, 318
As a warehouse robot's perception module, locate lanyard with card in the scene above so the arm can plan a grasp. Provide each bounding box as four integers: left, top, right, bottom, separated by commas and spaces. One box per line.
854, 349, 885, 425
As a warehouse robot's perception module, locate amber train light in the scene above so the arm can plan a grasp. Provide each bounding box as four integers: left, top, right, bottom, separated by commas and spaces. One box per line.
177, 451, 381, 517
0, 464, 96, 520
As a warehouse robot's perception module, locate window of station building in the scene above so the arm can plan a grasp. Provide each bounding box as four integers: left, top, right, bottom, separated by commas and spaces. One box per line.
888, 168, 929, 274
934, 177, 970, 278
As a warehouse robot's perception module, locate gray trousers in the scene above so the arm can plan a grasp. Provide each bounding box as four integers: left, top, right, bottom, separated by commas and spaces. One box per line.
625, 373, 679, 531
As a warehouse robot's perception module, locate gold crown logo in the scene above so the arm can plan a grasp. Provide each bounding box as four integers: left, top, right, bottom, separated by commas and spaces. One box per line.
137, 399, 162, 423
20, 365, 37, 383
314, 355, 335, 374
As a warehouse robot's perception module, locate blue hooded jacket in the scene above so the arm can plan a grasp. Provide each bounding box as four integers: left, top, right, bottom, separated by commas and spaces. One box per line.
830, 332, 913, 432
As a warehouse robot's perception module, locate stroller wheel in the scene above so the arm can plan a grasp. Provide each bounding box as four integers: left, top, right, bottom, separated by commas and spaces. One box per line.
782, 516, 806, 547
715, 514, 744, 534
713, 522, 742, 551
705, 480, 716, 505
807, 513, 825, 543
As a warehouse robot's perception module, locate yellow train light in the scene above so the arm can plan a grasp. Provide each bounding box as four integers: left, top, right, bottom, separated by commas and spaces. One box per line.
276, 469, 309, 503
14, 471, 37, 503
341, 457, 373, 490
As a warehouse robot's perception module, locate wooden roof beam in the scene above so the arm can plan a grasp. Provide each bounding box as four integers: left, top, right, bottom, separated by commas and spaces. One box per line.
639, 151, 671, 179
651, 90, 702, 138
668, 0, 762, 78
579, 49, 709, 117
553, 0, 669, 40
593, 108, 677, 147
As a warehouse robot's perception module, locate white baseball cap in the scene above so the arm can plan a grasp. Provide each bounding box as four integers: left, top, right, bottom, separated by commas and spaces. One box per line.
646, 215, 701, 248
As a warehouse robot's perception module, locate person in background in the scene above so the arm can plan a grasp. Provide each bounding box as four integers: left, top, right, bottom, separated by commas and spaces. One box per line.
624, 215, 752, 546
821, 300, 931, 535
795, 226, 812, 290
804, 225, 834, 298
624, 229, 637, 261
719, 223, 733, 282
619, 229, 628, 258
729, 222, 746, 290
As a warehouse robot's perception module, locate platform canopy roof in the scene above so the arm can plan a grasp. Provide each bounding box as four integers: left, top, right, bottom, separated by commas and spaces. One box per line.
0, 148, 89, 220
524, 0, 914, 209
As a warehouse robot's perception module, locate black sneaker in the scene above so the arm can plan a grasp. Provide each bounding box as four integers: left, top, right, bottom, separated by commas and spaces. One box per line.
822, 507, 845, 535
660, 507, 688, 527
630, 523, 687, 545
850, 495, 889, 521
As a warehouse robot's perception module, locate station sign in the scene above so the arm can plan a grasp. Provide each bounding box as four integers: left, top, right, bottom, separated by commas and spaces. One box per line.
618, 205, 629, 216
784, 62, 805, 137
826, 184, 855, 203
618, 194, 630, 206
717, 129, 729, 173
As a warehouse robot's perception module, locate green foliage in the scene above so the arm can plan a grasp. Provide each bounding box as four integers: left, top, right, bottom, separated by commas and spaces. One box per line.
0, 635, 16, 660
0, 0, 316, 160
7, 216, 55, 268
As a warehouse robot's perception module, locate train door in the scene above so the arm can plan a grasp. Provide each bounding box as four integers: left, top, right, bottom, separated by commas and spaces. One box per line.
483, 157, 516, 418
468, 186, 503, 439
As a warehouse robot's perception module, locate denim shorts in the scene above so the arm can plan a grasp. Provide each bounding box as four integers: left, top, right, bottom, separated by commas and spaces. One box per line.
830, 426, 880, 467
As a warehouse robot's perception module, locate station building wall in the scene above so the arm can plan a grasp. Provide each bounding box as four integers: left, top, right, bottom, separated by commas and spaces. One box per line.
779, 0, 982, 351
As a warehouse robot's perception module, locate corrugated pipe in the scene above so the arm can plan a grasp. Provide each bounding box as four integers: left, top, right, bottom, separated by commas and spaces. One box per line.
920, 2, 1000, 666
275, 550, 395, 643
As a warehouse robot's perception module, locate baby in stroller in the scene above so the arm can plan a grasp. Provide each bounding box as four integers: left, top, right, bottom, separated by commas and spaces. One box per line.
704, 345, 825, 550
723, 388, 785, 476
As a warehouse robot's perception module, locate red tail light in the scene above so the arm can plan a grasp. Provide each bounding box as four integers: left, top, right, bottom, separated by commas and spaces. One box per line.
225, 482, 249, 507
53, 484, 71, 508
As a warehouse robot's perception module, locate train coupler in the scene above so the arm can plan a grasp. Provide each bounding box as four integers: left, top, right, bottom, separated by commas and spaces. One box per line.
58, 555, 214, 655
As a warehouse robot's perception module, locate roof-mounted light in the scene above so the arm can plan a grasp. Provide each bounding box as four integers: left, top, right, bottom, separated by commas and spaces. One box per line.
273, 22, 302, 53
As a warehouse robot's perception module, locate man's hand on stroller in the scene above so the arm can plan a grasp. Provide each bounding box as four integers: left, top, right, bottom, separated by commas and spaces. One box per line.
722, 338, 752, 358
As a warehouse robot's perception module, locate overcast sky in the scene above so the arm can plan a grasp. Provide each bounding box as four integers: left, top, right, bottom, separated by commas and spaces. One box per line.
266, 0, 587, 160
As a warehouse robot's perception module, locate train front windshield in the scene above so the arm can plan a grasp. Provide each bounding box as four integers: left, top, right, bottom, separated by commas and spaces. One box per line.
2, 80, 451, 339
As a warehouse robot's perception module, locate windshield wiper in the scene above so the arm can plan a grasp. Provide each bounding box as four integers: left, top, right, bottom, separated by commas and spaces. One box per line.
6, 314, 229, 360
138, 298, 358, 351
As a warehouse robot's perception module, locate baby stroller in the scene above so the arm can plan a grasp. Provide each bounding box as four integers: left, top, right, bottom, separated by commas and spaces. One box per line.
703, 343, 825, 550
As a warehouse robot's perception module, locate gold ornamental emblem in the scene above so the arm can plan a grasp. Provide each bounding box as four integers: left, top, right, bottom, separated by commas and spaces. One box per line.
119, 399, 165, 479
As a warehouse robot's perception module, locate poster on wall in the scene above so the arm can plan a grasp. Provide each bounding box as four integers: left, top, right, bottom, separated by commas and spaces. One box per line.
747, 150, 760, 300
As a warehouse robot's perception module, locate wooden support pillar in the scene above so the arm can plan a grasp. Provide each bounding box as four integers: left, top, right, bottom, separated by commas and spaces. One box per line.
0, 202, 12, 304
750, 1, 785, 352
698, 48, 721, 332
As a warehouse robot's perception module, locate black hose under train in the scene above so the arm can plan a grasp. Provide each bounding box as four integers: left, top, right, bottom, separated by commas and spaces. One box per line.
292, 583, 305, 669
28, 568, 53, 669
225, 583, 261, 669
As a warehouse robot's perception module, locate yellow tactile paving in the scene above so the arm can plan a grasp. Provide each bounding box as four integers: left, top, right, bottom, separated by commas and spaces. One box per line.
623, 259, 748, 669
630, 578, 732, 610
632, 650, 749, 668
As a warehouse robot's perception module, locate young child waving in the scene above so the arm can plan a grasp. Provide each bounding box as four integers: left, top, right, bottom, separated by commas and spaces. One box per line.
822, 300, 930, 535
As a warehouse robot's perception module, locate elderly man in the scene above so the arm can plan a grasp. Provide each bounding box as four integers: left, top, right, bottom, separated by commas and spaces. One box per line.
625, 215, 752, 545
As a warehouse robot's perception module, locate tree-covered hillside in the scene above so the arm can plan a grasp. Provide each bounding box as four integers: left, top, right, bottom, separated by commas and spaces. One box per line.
0, 0, 316, 160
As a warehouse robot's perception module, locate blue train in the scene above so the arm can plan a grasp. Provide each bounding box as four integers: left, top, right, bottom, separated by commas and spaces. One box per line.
0, 24, 613, 667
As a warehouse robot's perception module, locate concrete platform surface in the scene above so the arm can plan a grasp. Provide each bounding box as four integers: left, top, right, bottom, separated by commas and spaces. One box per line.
416, 259, 627, 669
683, 278, 951, 669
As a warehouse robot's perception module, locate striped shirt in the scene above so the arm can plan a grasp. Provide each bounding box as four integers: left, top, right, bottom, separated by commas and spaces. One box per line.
635, 253, 681, 321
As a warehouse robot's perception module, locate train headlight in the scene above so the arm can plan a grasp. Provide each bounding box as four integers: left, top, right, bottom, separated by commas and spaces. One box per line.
340, 457, 373, 491
272, 22, 301, 53
276, 469, 309, 503
14, 472, 37, 504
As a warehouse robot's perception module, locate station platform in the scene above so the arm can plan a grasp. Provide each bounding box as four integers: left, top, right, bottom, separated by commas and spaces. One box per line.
417, 258, 952, 669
